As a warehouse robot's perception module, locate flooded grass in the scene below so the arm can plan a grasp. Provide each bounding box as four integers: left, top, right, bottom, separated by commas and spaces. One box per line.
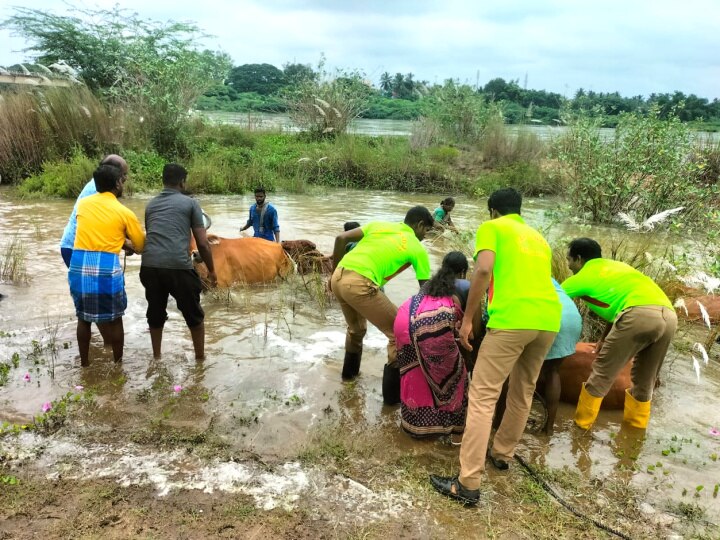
0, 235, 28, 283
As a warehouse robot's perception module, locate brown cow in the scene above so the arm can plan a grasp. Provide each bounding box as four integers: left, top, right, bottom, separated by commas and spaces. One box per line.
676, 295, 720, 324
192, 235, 294, 287
559, 342, 632, 410
281, 239, 333, 275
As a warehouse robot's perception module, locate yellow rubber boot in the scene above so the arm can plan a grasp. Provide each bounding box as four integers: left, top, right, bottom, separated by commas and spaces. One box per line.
574, 383, 603, 429
623, 389, 651, 428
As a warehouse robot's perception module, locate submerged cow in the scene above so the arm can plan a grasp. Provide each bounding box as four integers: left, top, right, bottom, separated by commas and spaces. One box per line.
192, 235, 294, 287
558, 342, 632, 410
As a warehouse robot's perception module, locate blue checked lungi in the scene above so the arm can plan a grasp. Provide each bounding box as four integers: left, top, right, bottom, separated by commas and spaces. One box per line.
68, 250, 126, 323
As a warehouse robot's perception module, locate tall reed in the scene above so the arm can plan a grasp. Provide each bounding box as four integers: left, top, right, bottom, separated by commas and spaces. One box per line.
0, 86, 116, 182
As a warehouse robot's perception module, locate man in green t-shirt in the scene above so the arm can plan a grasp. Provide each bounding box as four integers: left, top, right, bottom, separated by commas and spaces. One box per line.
330, 206, 434, 405
430, 188, 561, 506
562, 237, 677, 431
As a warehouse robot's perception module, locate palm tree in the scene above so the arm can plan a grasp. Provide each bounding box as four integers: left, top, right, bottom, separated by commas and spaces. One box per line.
379, 72, 392, 96
392, 72, 404, 98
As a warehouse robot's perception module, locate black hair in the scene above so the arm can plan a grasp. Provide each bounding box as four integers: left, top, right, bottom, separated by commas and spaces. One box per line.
163, 163, 187, 186
568, 238, 602, 261
426, 251, 469, 298
254, 187, 266, 195
441, 197, 455, 206
93, 164, 122, 193
344, 221, 361, 231
404, 206, 434, 228
487, 188, 522, 215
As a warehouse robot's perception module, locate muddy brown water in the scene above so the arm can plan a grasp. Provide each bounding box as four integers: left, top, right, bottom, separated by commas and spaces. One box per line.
0, 187, 718, 523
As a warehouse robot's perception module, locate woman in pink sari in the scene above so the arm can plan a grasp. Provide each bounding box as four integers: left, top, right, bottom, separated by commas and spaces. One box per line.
394, 252, 469, 437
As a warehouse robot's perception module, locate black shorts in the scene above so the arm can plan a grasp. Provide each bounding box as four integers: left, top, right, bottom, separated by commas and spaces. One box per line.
139, 266, 204, 328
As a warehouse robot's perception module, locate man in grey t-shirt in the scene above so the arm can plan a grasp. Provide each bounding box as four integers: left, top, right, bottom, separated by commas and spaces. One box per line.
140, 164, 217, 361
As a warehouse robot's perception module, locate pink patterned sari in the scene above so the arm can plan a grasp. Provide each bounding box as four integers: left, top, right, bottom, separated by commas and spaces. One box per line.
394, 291, 467, 437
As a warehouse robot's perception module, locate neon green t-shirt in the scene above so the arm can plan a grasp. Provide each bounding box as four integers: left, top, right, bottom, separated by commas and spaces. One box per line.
474, 214, 561, 331
339, 222, 431, 286
561, 258, 672, 322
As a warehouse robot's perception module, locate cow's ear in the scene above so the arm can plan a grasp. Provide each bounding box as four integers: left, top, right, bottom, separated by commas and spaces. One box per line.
208, 235, 220, 245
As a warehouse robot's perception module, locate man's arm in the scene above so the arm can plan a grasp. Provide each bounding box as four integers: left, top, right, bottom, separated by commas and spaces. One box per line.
594, 322, 612, 353
457, 250, 495, 351
192, 227, 217, 288
271, 206, 280, 243
239, 207, 253, 232
332, 228, 364, 269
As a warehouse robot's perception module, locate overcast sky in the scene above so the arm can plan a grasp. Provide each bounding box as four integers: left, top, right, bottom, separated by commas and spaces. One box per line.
1, 0, 718, 99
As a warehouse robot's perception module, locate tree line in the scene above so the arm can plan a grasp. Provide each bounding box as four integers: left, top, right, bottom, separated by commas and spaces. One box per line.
198, 62, 720, 129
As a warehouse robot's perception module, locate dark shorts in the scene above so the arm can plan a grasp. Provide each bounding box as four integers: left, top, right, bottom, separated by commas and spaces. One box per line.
61, 247, 73, 268
139, 266, 204, 329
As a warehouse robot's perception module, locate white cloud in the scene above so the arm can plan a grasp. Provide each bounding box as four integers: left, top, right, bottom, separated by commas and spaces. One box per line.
1, 0, 718, 98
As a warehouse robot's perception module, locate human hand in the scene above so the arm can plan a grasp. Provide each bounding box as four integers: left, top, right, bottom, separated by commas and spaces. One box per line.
458, 319, 474, 351
207, 271, 218, 288
122, 239, 135, 255
593, 340, 604, 354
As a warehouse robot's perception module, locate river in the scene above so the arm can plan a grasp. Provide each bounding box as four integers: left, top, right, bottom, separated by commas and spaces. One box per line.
201, 110, 720, 142
0, 188, 718, 529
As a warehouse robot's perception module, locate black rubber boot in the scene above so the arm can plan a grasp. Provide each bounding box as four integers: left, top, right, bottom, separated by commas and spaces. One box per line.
341, 351, 362, 380
382, 362, 401, 405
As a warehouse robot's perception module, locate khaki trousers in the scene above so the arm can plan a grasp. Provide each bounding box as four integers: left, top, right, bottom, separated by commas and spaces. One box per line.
330, 268, 398, 363
587, 306, 677, 402
459, 329, 557, 490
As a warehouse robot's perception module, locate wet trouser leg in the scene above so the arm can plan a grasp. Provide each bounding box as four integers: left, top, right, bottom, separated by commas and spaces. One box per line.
459, 329, 556, 490
331, 268, 398, 363
586, 306, 676, 401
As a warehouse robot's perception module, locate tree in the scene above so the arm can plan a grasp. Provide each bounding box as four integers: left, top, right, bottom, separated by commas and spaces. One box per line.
1, 5, 231, 155
379, 72, 392, 96
283, 62, 316, 86
228, 63, 286, 95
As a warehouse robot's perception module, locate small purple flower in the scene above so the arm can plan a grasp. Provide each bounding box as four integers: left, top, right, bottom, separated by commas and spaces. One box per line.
41, 402, 52, 413
173, 385, 183, 393
23, 373, 31, 382
710, 427, 720, 437
74, 385, 84, 391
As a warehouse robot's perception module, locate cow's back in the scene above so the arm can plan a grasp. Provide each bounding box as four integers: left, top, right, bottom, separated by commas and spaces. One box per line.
559, 342, 631, 410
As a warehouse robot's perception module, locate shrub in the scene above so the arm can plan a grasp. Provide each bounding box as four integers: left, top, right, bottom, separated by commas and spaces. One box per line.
480, 116, 546, 168
473, 162, 558, 197
122, 149, 166, 193
423, 81, 499, 144
284, 66, 371, 138
554, 109, 720, 225
18, 149, 95, 198
427, 145, 460, 164
186, 145, 255, 194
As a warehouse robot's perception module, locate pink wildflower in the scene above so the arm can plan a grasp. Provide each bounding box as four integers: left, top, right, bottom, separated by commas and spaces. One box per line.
74, 385, 84, 391
41, 402, 52, 413
710, 427, 720, 437
23, 373, 31, 382
173, 385, 183, 393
